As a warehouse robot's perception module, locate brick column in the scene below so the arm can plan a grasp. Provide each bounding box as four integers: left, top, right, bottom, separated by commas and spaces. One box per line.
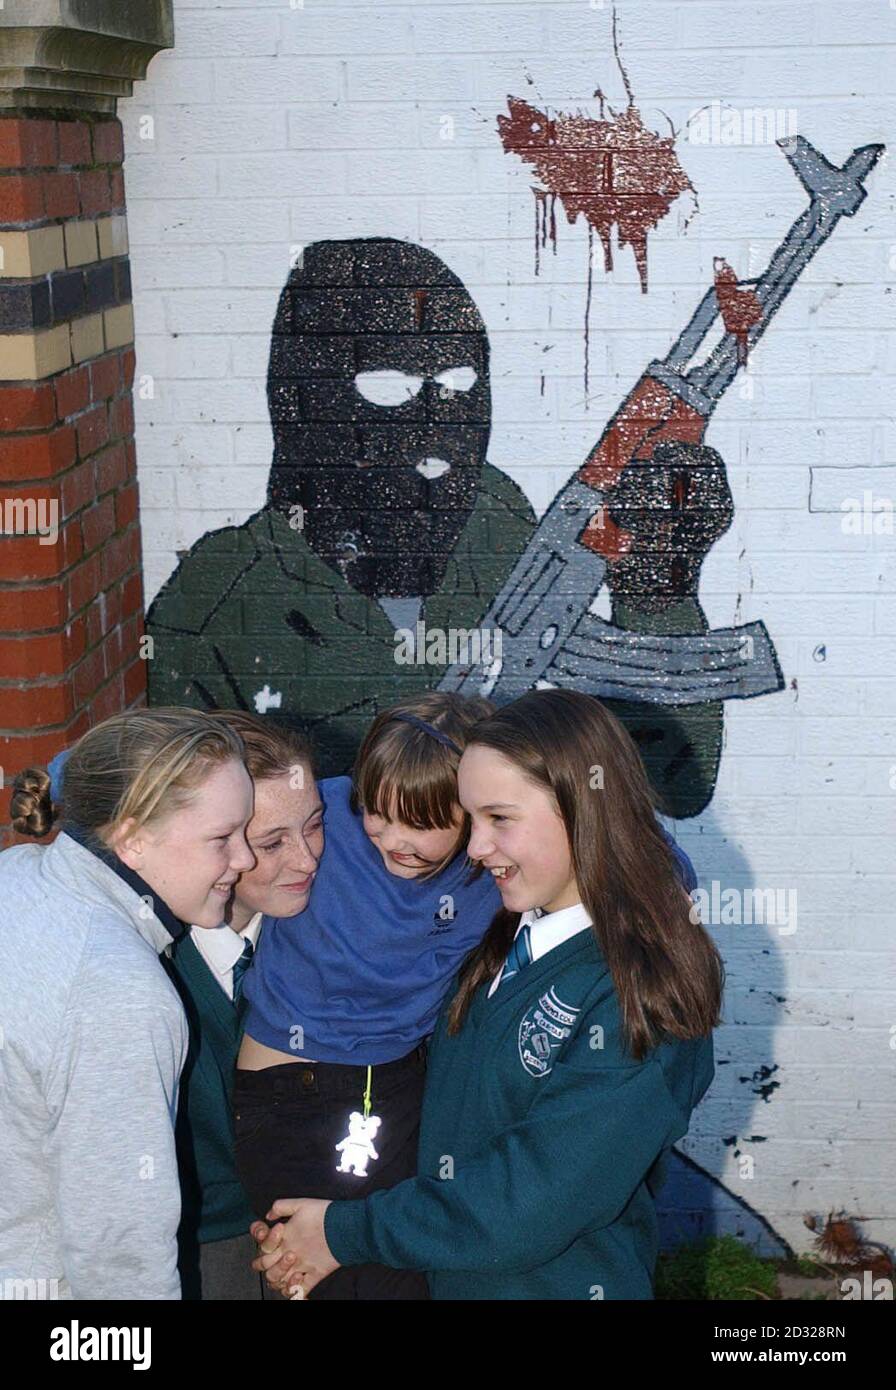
0, 6, 173, 844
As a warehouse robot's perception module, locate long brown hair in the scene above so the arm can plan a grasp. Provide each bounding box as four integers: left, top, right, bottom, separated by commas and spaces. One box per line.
350, 691, 494, 880
445, 689, 724, 1058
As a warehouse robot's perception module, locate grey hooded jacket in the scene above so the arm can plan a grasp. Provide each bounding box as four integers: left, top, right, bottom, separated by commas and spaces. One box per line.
0, 830, 188, 1299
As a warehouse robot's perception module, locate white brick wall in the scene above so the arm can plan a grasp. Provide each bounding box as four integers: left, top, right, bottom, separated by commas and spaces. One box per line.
124, 0, 896, 1260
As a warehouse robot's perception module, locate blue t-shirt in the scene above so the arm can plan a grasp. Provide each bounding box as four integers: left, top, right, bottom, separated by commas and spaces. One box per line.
242, 777, 503, 1065
241, 777, 698, 1066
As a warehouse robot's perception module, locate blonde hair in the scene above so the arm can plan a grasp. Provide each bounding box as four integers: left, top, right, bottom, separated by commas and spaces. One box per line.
11, 707, 245, 846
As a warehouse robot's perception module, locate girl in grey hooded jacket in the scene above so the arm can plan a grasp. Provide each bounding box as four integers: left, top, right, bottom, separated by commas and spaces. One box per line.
0, 709, 253, 1300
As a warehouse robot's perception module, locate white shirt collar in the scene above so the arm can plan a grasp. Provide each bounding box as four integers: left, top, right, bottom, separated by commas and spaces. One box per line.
488, 902, 591, 997
189, 912, 263, 996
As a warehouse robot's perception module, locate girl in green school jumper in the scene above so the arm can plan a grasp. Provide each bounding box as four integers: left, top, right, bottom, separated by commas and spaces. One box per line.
251, 688, 724, 1301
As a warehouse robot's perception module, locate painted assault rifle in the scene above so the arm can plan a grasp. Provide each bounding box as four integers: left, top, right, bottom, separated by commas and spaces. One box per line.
439, 135, 884, 705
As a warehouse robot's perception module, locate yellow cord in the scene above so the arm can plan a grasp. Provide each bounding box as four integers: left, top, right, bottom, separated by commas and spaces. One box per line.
363, 1064, 373, 1118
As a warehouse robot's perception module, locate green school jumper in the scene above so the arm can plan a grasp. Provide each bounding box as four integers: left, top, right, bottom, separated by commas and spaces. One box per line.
324, 930, 714, 1299
164, 935, 255, 1280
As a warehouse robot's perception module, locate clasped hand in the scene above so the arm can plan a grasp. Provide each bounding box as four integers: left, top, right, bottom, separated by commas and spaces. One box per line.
250, 1198, 339, 1297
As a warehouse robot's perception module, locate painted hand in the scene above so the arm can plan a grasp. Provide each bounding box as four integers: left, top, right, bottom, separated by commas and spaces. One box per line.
605, 440, 734, 610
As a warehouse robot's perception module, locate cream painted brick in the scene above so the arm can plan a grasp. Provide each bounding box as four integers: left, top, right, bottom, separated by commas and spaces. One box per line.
64, 219, 99, 268
70, 312, 104, 363
96, 214, 129, 260
104, 304, 135, 350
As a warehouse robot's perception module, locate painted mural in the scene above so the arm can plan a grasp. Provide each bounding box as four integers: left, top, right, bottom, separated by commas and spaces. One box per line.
144, 37, 885, 1256
147, 131, 882, 821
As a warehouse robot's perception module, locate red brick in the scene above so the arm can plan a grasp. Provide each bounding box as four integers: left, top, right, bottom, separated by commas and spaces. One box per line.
89, 673, 125, 726
101, 624, 123, 677
0, 535, 59, 581
98, 530, 129, 587
62, 517, 83, 569
66, 552, 101, 615
0, 172, 45, 223
108, 393, 135, 442
121, 348, 136, 389
91, 120, 124, 165
76, 404, 109, 460
90, 353, 121, 403
80, 494, 115, 554
120, 571, 143, 621
114, 480, 139, 530
85, 587, 121, 647
0, 711, 88, 772
60, 459, 97, 520
0, 582, 66, 631
0, 424, 77, 483
0, 619, 85, 680
124, 438, 137, 480
55, 366, 91, 420
0, 118, 58, 170
78, 169, 111, 217
123, 656, 147, 706
57, 120, 92, 167
94, 441, 127, 494
109, 168, 125, 210
71, 645, 104, 707
0, 679, 72, 728
120, 609, 144, 663
104, 585, 122, 633
42, 170, 80, 219
0, 382, 56, 432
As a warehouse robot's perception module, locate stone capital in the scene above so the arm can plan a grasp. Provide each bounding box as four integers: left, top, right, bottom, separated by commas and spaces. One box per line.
0, 0, 174, 114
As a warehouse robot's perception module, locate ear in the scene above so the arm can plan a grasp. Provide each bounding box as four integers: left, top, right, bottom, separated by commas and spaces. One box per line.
108, 815, 145, 868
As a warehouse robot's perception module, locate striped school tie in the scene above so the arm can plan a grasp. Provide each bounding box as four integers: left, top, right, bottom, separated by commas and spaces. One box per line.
498, 923, 533, 989
231, 937, 255, 1003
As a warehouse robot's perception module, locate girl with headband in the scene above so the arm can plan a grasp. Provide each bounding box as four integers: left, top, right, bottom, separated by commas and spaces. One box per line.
251, 690, 718, 1301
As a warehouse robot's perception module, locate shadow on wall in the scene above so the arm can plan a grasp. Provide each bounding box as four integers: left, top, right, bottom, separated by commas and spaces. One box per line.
658, 803, 791, 1258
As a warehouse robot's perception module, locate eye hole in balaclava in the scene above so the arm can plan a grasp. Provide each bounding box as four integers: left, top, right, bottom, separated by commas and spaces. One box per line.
354, 367, 478, 407
266, 237, 492, 599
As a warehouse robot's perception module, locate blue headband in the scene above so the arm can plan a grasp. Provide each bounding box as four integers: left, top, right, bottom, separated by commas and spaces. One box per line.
48, 747, 71, 802
388, 712, 462, 755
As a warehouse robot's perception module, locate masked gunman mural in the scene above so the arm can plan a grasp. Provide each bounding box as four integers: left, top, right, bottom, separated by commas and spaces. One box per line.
148, 131, 881, 821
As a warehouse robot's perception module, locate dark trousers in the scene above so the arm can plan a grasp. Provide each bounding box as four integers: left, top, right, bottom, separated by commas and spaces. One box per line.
232, 1043, 430, 1300
179, 1231, 266, 1301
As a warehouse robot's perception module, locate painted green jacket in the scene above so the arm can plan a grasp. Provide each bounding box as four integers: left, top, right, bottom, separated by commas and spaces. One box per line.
146, 463, 536, 775
324, 931, 715, 1299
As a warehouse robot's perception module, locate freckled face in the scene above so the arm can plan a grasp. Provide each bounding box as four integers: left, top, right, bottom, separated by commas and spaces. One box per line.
458, 744, 580, 915
231, 769, 324, 922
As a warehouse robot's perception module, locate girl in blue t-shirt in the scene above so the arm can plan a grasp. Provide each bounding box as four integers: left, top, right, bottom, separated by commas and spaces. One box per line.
251, 689, 722, 1301
233, 690, 500, 1301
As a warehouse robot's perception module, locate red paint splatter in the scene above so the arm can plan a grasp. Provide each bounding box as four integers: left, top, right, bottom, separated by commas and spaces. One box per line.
713, 257, 762, 365
498, 95, 694, 294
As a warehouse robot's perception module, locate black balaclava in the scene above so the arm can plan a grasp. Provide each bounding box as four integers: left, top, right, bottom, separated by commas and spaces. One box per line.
266, 237, 491, 598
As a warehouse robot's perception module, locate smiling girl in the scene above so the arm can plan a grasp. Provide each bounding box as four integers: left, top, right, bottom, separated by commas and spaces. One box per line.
233, 691, 499, 1299
1, 709, 254, 1299
163, 711, 322, 1300
252, 689, 722, 1301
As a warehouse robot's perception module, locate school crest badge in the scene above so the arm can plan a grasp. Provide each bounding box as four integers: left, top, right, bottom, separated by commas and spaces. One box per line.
518, 987, 580, 1077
